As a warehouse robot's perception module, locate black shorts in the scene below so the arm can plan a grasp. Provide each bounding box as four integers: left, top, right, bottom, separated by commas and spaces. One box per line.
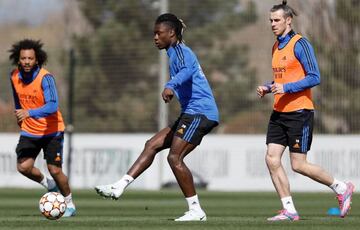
15, 133, 64, 166
266, 110, 314, 153
170, 113, 218, 145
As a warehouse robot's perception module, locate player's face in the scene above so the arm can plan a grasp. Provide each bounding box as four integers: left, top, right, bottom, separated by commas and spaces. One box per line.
19, 49, 37, 72
270, 9, 291, 37
154, 23, 174, 50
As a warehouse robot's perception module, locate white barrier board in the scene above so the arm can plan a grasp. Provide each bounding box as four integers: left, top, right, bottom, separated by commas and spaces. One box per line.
0, 134, 359, 191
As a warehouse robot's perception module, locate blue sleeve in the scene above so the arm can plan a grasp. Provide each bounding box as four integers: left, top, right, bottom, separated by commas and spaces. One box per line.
28, 74, 59, 118
10, 77, 21, 110
283, 38, 320, 93
264, 81, 274, 92
165, 48, 194, 90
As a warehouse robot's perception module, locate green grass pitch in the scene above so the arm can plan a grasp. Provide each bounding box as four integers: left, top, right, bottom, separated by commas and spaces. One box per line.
0, 188, 358, 229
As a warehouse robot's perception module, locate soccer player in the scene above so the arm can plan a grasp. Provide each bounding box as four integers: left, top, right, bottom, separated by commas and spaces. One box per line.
256, 1, 354, 221
95, 13, 219, 221
9, 39, 76, 217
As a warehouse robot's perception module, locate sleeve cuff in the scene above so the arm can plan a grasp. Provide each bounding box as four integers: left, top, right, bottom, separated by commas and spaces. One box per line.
165, 83, 175, 91
283, 83, 290, 93
28, 109, 35, 118
265, 85, 271, 92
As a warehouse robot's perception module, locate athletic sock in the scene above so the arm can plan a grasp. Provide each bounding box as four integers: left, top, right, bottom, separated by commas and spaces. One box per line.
186, 194, 202, 212
39, 175, 56, 190
330, 178, 347, 195
113, 174, 134, 190
47, 177, 57, 190
65, 193, 75, 208
39, 176, 48, 189
281, 196, 297, 214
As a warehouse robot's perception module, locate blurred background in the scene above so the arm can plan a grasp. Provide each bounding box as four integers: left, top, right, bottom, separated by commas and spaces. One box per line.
0, 0, 359, 192
0, 0, 359, 134
0, 3, 359, 226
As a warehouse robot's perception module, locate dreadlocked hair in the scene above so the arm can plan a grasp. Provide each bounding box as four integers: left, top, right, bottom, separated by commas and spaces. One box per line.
8, 39, 47, 67
270, 0, 298, 18
155, 13, 186, 43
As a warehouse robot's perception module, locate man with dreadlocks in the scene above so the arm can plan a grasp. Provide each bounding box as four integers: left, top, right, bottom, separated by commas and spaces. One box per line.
95, 13, 219, 221
256, 1, 354, 221
9, 39, 76, 217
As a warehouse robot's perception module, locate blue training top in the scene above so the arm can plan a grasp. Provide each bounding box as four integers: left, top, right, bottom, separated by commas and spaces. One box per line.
165, 43, 219, 122
265, 30, 321, 93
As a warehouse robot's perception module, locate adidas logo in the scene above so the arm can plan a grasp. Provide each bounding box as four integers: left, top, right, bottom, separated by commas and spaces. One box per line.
55, 153, 61, 162
293, 139, 300, 149
177, 128, 184, 134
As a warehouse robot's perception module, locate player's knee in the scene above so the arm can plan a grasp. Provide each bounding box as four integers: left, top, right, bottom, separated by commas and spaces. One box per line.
265, 154, 280, 169
17, 164, 31, 175
167, 154, 181, 167
167, 154, 176, 165
47, 165, 62, 177
144, 139, 158, 151
291, 161, 305, 173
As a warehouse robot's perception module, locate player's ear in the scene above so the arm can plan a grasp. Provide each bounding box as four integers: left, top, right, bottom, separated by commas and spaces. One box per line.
286, 16, 292, 26
169, 28, 176, 37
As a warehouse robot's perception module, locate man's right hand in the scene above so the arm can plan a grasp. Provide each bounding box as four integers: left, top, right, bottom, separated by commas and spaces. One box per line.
161, 88, 174, 103
256, 86, 269, 98
15, 109, 30, 122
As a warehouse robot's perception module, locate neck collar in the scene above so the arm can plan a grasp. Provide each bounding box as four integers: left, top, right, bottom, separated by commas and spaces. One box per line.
19, 65, 40, 82
277, 30, 296, 43
166, 42, 183, 55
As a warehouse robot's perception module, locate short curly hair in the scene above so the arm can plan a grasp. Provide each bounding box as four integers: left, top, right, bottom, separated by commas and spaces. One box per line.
8, 39, 48, 67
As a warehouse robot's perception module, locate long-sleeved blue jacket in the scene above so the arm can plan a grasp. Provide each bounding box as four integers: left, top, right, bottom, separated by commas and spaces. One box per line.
165, 43, 219, 122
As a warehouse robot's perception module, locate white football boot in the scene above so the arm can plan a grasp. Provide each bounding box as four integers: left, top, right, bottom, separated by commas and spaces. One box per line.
95, 184, 124, 200
174, 209, 207, 221
110, 187, 124, 200
63, 207, 76, 217
94, 184, 116, 198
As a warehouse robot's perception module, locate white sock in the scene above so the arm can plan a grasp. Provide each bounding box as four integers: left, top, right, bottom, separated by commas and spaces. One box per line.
47, 178, 57, 190
39, 176, 57, 190
65, 193, 75, 208
186, 194, 202, 212
113, 174, 134, 190
39, 176, 48, 189
281, 196, 297, 213
330, 178, 347, 195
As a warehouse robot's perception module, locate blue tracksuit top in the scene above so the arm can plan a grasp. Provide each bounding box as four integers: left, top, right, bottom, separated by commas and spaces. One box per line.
165, 43, 219, 122
265, 30, 321, 93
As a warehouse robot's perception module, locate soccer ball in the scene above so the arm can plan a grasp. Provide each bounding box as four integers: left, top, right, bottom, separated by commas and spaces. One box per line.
39, 192, 67, 220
